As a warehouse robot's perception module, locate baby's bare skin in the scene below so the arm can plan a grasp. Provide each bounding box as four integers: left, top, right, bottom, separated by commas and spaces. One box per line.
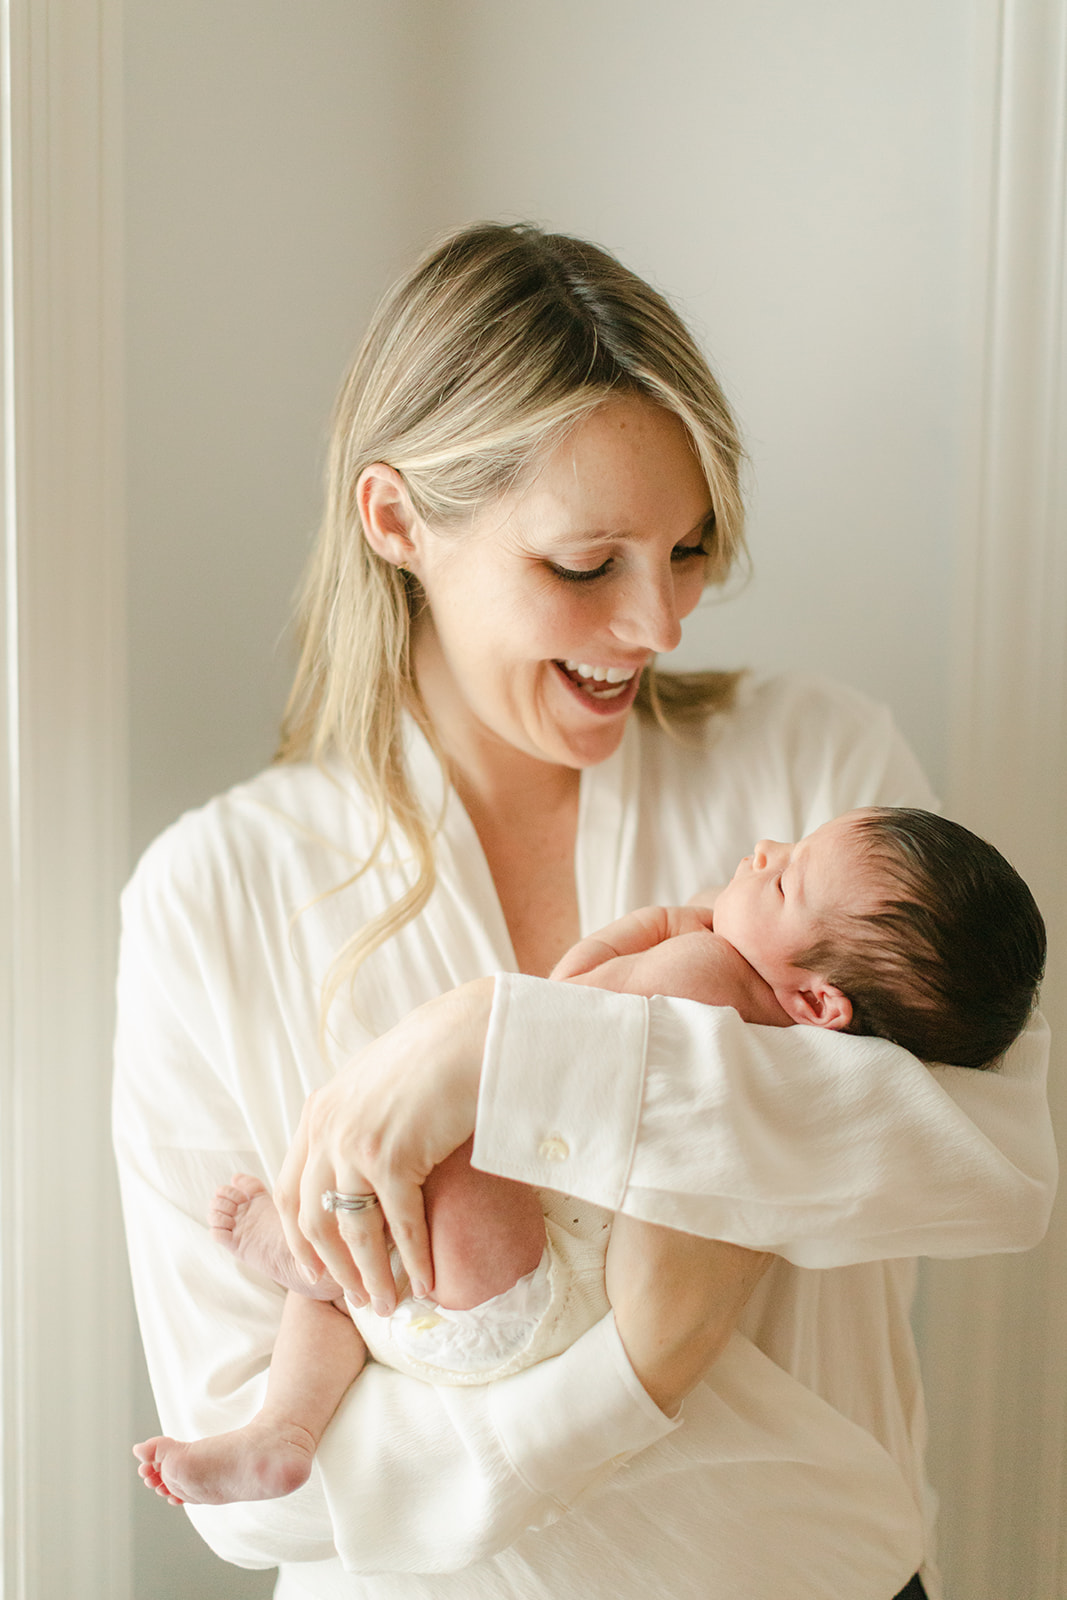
135, 1164, 543, 1507
135, 1177, 361, 1506
134, 1409, 321, 1507
553, 904, 791, 1027
211, 1174, 343, 1299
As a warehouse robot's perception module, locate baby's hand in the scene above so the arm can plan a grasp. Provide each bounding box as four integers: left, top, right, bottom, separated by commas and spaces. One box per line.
550, 905, 714, 983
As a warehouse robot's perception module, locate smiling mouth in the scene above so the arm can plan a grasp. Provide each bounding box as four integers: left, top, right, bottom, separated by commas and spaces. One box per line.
556, 659, 640, 700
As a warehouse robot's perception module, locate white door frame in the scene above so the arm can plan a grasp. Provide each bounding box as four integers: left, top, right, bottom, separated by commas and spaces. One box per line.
921, 1, 1067, 1595
0, 1, 130, 1594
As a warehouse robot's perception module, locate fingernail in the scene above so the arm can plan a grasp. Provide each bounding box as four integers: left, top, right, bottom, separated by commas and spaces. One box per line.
300, 1263, 319, 1285
412, 1281, 427, 1301
371, 1296, 393, 1317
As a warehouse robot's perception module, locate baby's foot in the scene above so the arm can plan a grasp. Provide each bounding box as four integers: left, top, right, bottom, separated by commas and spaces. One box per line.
133, 1417, 317, 1506
210, 1174, 340, 1299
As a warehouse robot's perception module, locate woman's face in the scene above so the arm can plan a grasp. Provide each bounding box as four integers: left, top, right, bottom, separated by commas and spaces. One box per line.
409, 396, 714, 774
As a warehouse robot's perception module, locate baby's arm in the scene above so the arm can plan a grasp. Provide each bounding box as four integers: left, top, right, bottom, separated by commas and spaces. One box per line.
552, 907, 791, 1028
551, 904, 708, 980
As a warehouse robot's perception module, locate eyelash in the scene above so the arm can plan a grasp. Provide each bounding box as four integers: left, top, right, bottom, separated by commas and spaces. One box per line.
549, 542, 709, 584
776, 875, 784, 896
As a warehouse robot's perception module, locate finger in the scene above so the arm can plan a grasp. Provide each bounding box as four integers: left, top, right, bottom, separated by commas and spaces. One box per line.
275, 1107, 329, 1287
297, 1201, 372, 1307
333, 1204, 398, 1314
294, 1145, 385, 1308
374, 1176, 434, 1302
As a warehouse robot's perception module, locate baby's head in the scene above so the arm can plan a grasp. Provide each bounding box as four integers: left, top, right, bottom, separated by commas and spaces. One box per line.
712, 807, 1045, 1069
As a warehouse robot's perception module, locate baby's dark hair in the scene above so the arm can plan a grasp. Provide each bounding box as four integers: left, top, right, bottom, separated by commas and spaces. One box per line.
795, 808, 1045, 1069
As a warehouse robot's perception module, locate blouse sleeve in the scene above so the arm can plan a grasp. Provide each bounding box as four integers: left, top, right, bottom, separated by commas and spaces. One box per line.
113, 848, 677, 1574
471, 680, 1057, 1267
474, 980, 1055, 1267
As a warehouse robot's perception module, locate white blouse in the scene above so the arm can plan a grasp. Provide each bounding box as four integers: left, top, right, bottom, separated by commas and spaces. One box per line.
113, 674, 1056, 1600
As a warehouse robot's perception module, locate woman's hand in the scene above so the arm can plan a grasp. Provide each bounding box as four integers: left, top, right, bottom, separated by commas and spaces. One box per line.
605, 1216, 771, 1416
275, 976, 495, 1314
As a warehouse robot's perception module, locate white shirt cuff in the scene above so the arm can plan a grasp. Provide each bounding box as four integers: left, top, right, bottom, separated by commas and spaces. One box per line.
488, 1312, 680, 1503
473, 973, 649, 1205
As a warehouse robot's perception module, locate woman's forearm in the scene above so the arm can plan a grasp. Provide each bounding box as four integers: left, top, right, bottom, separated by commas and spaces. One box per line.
473, 975, 1057, 1264
606, 1218, 771, 1414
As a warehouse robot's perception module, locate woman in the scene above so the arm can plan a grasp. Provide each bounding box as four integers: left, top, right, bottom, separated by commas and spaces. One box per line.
114, 223, 1055, 1599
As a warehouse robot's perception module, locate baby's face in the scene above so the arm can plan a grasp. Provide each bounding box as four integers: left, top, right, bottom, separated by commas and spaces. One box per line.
712, 811, 883, 996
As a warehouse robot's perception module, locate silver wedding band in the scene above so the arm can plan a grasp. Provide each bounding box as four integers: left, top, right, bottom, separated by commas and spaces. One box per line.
321, 1189, 381, 1215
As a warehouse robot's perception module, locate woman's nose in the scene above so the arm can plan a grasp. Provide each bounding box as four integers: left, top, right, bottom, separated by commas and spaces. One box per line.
609, 569, 684, 654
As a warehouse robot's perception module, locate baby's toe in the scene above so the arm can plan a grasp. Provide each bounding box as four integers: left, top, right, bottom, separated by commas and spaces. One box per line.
231, 1172, 268, 1200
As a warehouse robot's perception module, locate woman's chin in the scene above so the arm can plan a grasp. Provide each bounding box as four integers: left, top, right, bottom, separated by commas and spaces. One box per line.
534, 708, 632, 770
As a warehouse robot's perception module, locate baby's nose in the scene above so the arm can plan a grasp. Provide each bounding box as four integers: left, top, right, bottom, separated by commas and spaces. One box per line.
752, 839, 785, 871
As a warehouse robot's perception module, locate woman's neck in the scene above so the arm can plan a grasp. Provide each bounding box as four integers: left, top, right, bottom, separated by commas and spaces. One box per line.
413, 628, 583, 974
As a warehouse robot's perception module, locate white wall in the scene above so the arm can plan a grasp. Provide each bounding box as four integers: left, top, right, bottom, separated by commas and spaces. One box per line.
126, 0, 457, 860
433, 0, 976, 792
124, 3, 1059, 1596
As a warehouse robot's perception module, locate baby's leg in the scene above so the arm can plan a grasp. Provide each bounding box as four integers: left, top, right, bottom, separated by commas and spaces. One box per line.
211, 1173, 342, 1300
134, 1291, 365, 1506
425, 1138, 545, 1310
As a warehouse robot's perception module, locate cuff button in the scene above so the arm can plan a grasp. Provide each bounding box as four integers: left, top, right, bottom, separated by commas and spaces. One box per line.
538, 1134, 569, 1162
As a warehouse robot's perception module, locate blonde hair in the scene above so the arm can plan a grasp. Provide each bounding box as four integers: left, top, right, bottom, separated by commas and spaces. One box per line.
278, 222, 747, 1003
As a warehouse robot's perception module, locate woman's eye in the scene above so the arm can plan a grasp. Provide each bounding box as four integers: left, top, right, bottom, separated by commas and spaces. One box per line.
549, 560, 613, 583
549, 536, 707, 582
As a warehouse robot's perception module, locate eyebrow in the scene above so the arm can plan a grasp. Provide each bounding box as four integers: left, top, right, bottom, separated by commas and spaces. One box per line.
548, 508, 716, 548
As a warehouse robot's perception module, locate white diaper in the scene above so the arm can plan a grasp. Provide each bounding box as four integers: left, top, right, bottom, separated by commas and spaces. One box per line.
347, 1190, 613, 1386
381, 1249, 554, 1372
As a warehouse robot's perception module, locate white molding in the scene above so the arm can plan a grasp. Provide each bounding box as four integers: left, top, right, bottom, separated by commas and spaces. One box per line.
0, 1, 130, 1595
921, 0, 1067, 1595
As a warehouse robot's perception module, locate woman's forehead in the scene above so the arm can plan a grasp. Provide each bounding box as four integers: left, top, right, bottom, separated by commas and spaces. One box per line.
485, 398, 711, 537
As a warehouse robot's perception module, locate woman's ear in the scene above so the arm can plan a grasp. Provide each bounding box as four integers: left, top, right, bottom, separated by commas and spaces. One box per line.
357, 463, 423, 572
778, 980, 853, 1032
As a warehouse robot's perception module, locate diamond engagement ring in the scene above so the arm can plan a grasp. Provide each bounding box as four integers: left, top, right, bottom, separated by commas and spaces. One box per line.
321, 1189, 381, 1214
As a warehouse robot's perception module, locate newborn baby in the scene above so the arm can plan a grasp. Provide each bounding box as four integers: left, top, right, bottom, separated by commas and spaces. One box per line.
135, 805, 1045, 1506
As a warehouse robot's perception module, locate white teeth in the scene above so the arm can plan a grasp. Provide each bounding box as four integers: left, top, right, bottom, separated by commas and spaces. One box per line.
563, 660, 637, 685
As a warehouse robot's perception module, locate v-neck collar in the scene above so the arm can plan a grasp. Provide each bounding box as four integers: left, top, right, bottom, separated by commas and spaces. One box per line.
403, 714, 642, 979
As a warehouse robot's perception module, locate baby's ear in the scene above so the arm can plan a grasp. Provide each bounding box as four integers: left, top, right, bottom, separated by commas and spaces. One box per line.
780, 981, 853, 1032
